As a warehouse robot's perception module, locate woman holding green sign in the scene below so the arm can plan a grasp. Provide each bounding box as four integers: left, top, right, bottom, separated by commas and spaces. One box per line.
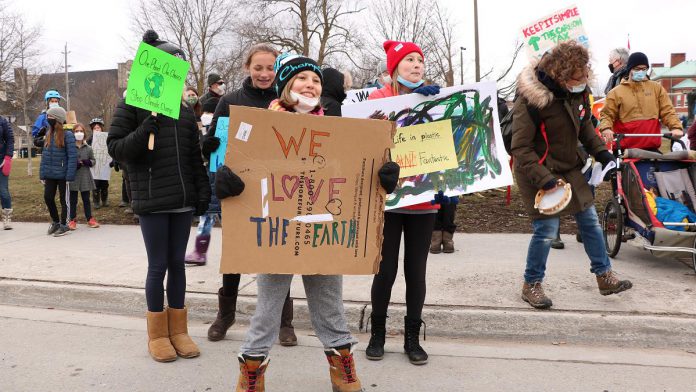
107, 30, 211, 363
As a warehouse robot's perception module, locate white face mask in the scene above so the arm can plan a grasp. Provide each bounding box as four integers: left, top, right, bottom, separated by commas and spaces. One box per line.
290, 91, 320, 113
201, 113, 213, 126
214, 83, 226, 95
48, 102, 59, 109
74, 132, 85, 141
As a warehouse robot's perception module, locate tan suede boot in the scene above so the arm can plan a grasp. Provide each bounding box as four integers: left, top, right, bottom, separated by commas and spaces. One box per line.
167, 307, 200, 358
146, 310, 177, 362
236, 354, 269, 392
442, 231, 455, 253
325, 344, 364, 392
429, 230, 443, 254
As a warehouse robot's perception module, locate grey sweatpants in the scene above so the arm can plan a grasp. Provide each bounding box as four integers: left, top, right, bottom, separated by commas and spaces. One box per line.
240, 274, 357, 356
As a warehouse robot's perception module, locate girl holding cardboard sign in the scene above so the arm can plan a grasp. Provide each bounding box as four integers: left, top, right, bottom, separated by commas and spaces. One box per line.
215, 52, 399, 392
107, 31, 211, 363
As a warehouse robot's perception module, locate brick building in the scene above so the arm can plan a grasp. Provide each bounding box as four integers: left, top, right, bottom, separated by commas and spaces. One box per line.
650, 53, 696, 117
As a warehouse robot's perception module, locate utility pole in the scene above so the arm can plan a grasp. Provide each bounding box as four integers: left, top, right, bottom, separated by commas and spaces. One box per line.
460, 47, 466, 85
62, 42, 70, 110
474, 0, 480, 82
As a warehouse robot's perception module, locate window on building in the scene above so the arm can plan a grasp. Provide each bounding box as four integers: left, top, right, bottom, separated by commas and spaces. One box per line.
676, 94, 682, 107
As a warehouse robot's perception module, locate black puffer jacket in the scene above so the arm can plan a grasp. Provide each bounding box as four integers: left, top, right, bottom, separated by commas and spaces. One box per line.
203, 77, 277, 154
320, 68, 346, 117
107, 99, 211, 215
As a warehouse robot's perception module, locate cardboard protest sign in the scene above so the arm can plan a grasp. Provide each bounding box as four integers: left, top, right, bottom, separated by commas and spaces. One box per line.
344, 87, 377, 104
392, 120, 458, 178
521, 5, 588, 61
220, 106, 394, 275
209, 116, 229, 173
90, 132, 111, 181
125, 42, 190, 119
342, 82, 512, 210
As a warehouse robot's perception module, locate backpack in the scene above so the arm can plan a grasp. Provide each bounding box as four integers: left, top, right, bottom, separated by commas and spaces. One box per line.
501, 102, 542, 156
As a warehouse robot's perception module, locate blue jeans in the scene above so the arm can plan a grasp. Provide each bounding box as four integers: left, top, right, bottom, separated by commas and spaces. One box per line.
196, 212, 220, 236
0, 172, 9, 209
524, 206, 611, 283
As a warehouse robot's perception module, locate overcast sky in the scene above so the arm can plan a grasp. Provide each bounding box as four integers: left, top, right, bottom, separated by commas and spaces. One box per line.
13, 0, 696, 91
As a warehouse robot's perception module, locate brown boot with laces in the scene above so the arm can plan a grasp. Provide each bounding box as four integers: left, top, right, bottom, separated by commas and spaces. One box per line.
596, 270, 633, 295
521, 282, 553, 309
325, 344, 363, 392
235, 354, 269, 392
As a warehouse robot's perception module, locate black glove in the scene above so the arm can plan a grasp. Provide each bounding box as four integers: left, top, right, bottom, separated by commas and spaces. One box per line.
215, 165, 245, 199
201, 135, 221, 157
595, 150, 614, 169
113, 162, 120, 172
139, 115, 159, 138
82, 159, 93, 168
378, 162, 400, 193
542, 178, 559, 191
413, 85, 440, 96
195, 200, 210, 216
431, 190, 459, 205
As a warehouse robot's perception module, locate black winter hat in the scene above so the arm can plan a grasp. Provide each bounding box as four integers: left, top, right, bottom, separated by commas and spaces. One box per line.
625, 52, 649, 71
320, 67, 346, 102
207, 73, 223, 87
215, 165, 245, 199
273, 53, 322, 96
142, 30, 187, 61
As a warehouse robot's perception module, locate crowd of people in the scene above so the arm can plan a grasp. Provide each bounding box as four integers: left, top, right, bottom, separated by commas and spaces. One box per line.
0, 23, 693, 391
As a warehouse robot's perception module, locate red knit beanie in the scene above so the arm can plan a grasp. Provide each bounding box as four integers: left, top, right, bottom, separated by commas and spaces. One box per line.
383, 40, 424, 77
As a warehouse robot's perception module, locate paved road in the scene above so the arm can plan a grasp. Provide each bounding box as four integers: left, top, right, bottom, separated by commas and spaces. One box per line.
2, 305, 695, 392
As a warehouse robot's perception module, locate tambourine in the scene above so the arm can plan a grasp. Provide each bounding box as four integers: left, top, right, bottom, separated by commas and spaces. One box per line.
534, 180, 572, 215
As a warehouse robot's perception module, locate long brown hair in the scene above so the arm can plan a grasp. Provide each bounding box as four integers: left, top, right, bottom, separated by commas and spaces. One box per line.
45, 121, 65, 148
184, 86, 202, 118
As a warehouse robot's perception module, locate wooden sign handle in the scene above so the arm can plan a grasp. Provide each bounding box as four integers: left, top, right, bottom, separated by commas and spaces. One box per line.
148, 112, 157, 150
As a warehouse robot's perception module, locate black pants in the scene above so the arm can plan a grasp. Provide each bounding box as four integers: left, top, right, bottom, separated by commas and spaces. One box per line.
371, 212, 436, 319
433, 203, 457, 233
44, 179, 67, 224
93, 180, 109, 203
69, 191, 92, 220
121, 167, 131, 203
140, 211, 193, 312
222, 274, 291, 304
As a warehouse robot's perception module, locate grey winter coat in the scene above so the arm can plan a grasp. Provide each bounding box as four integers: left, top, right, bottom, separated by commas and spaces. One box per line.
68, 143, 96, 192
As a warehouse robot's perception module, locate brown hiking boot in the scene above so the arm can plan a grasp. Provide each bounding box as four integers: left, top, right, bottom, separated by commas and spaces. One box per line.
429, 230, 443, 254
208, 288, 237, 341
279, 296, 297, 346
236, 354, 269, 392
521, 282, 553, 309
325, 344, 363, 392
596, 270, 633, 296
442, 231, 455, 253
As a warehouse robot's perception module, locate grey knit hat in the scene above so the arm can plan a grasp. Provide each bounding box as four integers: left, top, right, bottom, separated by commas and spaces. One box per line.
46, 106, 67, 124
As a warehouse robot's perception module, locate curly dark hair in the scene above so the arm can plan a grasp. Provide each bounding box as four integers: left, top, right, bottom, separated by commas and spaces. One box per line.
537, 41, 590, 84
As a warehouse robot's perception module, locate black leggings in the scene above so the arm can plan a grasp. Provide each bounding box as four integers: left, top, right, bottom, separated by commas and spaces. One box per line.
371, 212, 436, 319
433, 203, 457, 233
69, 191, 92, 220
222, 273, 291, 304
93, 180, 108, 203
140, 211, 193, 312
44, 179, 67, 224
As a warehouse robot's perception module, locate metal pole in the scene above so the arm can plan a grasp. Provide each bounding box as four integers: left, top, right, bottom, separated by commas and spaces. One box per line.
474, 0, 480, 82
460, 47, 465, 85
64, 42, 70, 110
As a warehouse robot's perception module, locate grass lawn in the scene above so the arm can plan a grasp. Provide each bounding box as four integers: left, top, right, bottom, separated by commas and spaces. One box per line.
7, 157, 136, 225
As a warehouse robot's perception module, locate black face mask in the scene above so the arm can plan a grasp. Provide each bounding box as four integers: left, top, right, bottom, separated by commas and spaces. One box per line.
48, 118, 57, 128
608, 64, 615, 73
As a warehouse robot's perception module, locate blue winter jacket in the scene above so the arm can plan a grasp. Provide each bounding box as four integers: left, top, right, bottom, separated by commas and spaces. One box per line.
0, 116, 13, 158
40, 130, 77, 181
32, 112, 48, 137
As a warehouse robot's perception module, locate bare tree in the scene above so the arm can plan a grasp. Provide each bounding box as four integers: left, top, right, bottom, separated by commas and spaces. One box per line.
0, 2, 20, 83
425, 1, 457, 86
131, 0, 237, 92
239, 0, 365, 66
70, 74, 121, 129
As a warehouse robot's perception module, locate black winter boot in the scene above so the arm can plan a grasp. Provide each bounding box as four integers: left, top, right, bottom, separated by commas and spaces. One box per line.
365, 314, 386, 360
207, 287, 237, 341
404, 316, 428, 365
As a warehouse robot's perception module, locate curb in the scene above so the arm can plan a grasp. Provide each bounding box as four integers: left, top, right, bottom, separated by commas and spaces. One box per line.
2, 278, 695, 349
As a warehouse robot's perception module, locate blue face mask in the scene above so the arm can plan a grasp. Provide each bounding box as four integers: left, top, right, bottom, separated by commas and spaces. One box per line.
397, 75, 424, 89
632, 70, 647, 82
567, 83, 586, 94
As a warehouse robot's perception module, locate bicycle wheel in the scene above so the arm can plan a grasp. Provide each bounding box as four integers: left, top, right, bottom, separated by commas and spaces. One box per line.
603, 199, 623, 257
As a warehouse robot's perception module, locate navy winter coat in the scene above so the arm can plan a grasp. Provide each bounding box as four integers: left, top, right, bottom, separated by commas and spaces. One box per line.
40, 130, 77, 181
0, 116, 13, 158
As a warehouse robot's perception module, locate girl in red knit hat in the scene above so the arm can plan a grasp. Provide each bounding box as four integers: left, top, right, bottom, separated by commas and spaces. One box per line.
366, 40, 448, 366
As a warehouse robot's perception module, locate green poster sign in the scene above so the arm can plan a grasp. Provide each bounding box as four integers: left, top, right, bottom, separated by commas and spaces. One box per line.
125, 42, 190, 119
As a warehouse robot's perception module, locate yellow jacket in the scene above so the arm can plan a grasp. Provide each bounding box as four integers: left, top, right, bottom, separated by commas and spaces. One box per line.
599, 78, 682, 150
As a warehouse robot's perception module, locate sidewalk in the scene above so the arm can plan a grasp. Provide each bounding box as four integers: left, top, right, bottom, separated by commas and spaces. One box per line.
1, 222, 695, 348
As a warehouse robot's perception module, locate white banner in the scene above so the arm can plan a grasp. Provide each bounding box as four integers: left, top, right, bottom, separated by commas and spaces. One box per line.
90, 132, 112, 181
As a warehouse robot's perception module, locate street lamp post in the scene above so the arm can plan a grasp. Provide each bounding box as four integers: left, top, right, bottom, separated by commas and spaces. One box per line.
460, 47, 466, 85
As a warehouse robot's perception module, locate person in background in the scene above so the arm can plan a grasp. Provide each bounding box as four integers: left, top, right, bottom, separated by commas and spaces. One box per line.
89, 118, 110, 209
365, 61, 390, 89
600, 52, 683, 152
200, 73, 225, 109
107, 30, 210, 363
604, 48, 630, 95
320, 67, 348, 116
32, 90, 63, 138
67, 123, 99, 230
0, 115, 13, 230
40, 106, 77, 237
512, 41, 632, 310
688, 119, 696, 151
184, 86, 202, 121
